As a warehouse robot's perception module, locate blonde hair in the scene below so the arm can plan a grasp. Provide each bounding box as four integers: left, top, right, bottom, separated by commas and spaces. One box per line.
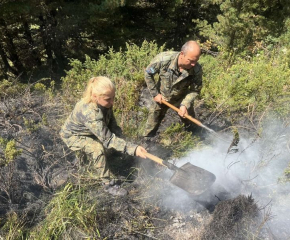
82, 76, 116, 103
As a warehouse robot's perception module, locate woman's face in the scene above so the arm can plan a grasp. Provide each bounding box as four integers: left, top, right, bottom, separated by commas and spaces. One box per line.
96, 90, 115, 108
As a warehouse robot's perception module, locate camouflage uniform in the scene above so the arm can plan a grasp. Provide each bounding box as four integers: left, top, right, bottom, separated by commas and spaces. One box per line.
143, 51, 203, 137
60, 99, 138, 181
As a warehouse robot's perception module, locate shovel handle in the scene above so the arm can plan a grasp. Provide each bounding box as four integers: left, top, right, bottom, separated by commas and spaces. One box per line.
161, 100, 215, 133
144, 152, 166, 167
143, 152, 178, 170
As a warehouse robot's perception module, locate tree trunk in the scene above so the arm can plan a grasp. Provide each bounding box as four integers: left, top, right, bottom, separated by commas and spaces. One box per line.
0, 41, 19, 78
39, 15, 54, 67
22, 19, 42, 67
0, 18, 27, 81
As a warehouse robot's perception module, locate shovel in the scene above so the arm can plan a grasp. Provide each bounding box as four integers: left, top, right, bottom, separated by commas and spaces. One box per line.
161, 100, 215, 133
144, 152, 216, 196
161, 100, 238, 147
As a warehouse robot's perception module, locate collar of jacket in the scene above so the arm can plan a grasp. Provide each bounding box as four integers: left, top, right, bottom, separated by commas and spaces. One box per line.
97, 104, 111, 116
168, 52, 179, 73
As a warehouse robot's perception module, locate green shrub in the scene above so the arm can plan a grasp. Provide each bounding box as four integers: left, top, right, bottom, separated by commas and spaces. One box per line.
61, 41, 165, 137
199, 49, 290, 118
0, 79, 26, 98
23, 117, 40, 133
0, 138, 22, 166
33, 80, 56, 100
34, 83, 47, 93
62, 41, 164, 104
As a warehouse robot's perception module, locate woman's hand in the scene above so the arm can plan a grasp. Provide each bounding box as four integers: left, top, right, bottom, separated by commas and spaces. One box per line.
135, 146, 147, 158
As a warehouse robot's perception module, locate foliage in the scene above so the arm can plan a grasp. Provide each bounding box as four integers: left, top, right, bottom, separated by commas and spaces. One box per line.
41, 113, 48, 126
199, 49, 290, 119
61, 40, 165, 137
23, 117, 40, 133
46, 80, 55, 100
0, 212, 27, 240
34, 83, 47, 93
196, 0, 290, 58
0, 138, 22, 207
33, 80, 56, 100
0, 79, 26, 98
160, 123, 202, 158
277, 18, 290, 67
29, 183, 102, 239
0, 0, 213, 82
1, 0, 290, 84
0, 137, 22, 167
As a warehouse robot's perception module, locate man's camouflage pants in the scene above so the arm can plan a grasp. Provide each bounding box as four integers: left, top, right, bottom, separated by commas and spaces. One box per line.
143, 98, 195, 137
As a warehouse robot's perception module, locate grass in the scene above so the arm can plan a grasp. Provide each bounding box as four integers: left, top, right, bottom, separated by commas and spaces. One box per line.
29, 183, 102, 239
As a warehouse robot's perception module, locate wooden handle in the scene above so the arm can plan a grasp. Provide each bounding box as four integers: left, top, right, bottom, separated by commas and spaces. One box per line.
161, 100, 215, 133
144, 152, 166, 167
161, 100, 203, 126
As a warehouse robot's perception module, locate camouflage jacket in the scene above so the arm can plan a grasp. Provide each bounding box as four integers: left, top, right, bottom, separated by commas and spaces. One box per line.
145, 51, 202, 108
60, 99, 138, 156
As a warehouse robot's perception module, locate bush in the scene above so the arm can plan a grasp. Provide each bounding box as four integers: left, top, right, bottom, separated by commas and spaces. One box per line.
61, 41, 165, 137
199, 49, 290, 119
0, 79, 26, 98
0, 138, 22, 167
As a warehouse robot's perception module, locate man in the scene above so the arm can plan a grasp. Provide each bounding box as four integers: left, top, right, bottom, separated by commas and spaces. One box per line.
143, 40, 203, 138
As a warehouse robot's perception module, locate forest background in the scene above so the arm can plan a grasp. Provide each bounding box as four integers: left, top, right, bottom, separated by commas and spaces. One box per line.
1, 0, 290, 239
1, 0, 290, 114
1, 0, 290, 137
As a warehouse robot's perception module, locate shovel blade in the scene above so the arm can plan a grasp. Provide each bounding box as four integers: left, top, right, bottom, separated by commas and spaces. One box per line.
170, 162, 216, 196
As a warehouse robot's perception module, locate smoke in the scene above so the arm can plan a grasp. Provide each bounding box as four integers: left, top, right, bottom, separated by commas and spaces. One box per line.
155, 119, 290, 239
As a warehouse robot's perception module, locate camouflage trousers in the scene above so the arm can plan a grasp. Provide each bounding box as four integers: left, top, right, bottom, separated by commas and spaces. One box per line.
143, 98, 195, 137
61, 134, 115, 183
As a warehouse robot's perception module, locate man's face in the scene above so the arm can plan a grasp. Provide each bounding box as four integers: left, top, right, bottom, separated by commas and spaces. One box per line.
179, 50, 200, 70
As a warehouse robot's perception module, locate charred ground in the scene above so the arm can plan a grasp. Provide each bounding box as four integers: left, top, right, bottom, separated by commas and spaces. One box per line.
0, 90, 279, 239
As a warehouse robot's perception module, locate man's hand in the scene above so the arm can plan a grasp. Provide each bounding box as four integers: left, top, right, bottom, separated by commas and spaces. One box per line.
135, 146, 147, 158
178, 105, 188, 118
153, 94, 163, 104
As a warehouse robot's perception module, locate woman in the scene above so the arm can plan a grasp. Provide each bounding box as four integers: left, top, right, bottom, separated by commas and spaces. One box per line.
60, 76, 147, 195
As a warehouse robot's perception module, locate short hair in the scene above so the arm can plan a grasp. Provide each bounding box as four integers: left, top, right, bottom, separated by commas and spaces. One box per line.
82, 76, 115, 103
181, 41, 201, 55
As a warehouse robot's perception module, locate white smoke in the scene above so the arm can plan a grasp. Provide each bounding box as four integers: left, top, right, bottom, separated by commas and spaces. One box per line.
171, 119, 290, 239
143, 119, 290, 238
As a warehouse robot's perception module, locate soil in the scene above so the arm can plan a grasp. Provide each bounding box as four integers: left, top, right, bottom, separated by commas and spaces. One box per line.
0, 90, 277, 239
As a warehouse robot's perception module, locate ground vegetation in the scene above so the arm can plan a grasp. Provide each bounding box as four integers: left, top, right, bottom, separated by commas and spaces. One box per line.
1, 0, 290, 239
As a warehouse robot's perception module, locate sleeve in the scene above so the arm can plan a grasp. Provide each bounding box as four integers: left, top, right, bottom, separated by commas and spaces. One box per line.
181, 65, 203, 109
144, 57, 162, 98
84, 109, 138, 156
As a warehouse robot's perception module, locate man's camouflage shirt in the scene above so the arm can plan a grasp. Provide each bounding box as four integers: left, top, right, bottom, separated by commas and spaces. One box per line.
60, 99, 138, 156
145, 51, 202, 109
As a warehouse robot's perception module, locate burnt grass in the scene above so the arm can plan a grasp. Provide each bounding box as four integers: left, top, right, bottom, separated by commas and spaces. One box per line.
0, 91, 269, 239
